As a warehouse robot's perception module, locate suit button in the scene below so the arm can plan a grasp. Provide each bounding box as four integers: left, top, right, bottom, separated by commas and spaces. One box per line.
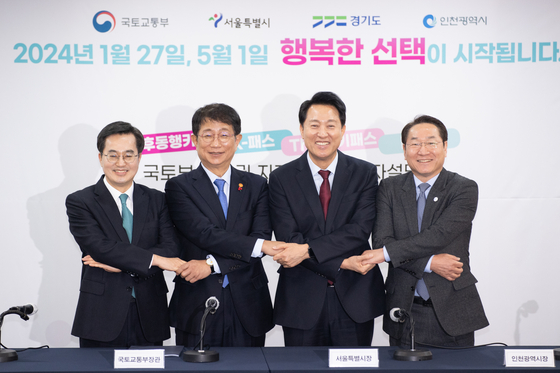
410, 286, 415, 291
126, 287, 132, 292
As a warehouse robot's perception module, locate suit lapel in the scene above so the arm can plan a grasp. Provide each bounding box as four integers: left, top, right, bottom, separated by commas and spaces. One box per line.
295, 153, 325, 234
226, 168, 246, 230
326, 152, 350, 232
192, 164, 227, 228
400, 172, 420, 234
131, 184, 148, 245
94, 176, 130, 243
422, 168, 448, 229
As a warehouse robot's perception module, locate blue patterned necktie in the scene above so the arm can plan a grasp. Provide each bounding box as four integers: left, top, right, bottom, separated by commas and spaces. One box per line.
416, 183, 430, 300
119, 194, 135, 298
417, 183, 430, 232
213, 179, 229, 288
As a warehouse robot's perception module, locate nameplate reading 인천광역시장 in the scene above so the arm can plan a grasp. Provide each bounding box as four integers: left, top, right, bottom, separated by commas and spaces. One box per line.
504, 349, 555, 368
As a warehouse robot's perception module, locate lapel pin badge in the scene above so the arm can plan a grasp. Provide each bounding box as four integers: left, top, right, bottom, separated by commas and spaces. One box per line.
433, 197, 438, 202
238, 183, 243, 191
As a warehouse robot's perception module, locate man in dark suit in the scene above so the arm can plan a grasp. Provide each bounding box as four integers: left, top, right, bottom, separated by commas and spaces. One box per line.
66, 121, 183, 347
268, 91, 385, 346
165, 103, 276, 347
363, 115, 488, 347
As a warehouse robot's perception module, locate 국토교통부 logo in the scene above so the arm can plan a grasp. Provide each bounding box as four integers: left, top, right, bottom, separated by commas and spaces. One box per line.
93, 10, 116, 33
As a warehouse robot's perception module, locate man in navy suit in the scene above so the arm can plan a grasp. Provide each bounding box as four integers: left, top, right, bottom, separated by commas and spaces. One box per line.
66, 121, 183, 347
165, 104, 276, 347
269, 92, 385, 346
363, 115, 488, 347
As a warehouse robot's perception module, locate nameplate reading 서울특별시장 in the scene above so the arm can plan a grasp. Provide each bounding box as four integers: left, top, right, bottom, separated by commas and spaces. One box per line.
329, 348, 379, 368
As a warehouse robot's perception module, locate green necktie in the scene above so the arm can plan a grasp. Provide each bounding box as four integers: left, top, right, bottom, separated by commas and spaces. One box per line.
119, 194, 133, 243
119, 194, 135, 298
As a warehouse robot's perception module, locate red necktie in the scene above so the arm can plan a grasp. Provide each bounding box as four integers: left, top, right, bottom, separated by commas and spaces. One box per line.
319, 170, 334, 286
318, 170, 331, 219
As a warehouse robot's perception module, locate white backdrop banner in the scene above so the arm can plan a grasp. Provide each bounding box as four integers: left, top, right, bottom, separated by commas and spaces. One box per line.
1, 0, 559, 348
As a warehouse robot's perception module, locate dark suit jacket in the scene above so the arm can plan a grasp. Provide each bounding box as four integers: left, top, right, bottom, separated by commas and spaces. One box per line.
164, 165, 274, 338
269, 151, 385, 330
374, 168, 489, 338
66, 176, 178, 342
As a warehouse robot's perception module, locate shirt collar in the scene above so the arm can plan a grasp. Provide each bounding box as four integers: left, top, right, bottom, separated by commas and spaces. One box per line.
413, 173, 440, 190
201, 163, 232, 186
307, 151, 338, 176
103, 176, 134, 203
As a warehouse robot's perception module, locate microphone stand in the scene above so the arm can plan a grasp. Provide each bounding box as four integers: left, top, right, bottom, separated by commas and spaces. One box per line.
0, 309, 29, 363
182, 306, 219, 362
393, 311, 433, 361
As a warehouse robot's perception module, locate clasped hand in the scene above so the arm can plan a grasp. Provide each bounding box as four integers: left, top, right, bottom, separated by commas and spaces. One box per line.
266, 242, 309, 268
341, 249, 385, 275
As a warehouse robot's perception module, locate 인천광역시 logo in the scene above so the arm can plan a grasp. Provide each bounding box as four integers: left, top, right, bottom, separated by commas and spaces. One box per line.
93, 10, 116, 33
423, 14, 437, 28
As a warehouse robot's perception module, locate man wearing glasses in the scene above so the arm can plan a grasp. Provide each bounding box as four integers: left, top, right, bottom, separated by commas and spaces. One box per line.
165, 104, 276, 347
362, 115, 488, 348
66, 121, 182, 347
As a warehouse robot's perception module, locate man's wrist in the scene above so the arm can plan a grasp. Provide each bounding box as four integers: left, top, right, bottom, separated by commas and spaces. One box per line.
206, 257, 216, 274
307, 245, 315, 259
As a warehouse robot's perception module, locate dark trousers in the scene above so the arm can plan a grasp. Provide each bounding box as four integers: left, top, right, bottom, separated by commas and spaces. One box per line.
283, 286, 374, 347
175, 285, 265, 348
80, 299, 163, 348
390, 299, 474, 348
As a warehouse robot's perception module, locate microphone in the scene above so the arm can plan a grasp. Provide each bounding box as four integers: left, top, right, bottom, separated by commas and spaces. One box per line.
205, 297, 219, 314
389, 307, 406, 323
9, 304, 37, 316
388, 306, 432, 361
0, 304, 38, 362
182, 296, 220, 363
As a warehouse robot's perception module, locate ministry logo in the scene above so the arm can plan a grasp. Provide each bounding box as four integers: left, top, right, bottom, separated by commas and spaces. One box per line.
93, 10, 116, 33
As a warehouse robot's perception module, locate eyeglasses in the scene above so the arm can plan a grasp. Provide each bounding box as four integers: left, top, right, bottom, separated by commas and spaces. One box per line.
198, 132, 236, 144
406, 142, 441, 150
103, 153, 139, 164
